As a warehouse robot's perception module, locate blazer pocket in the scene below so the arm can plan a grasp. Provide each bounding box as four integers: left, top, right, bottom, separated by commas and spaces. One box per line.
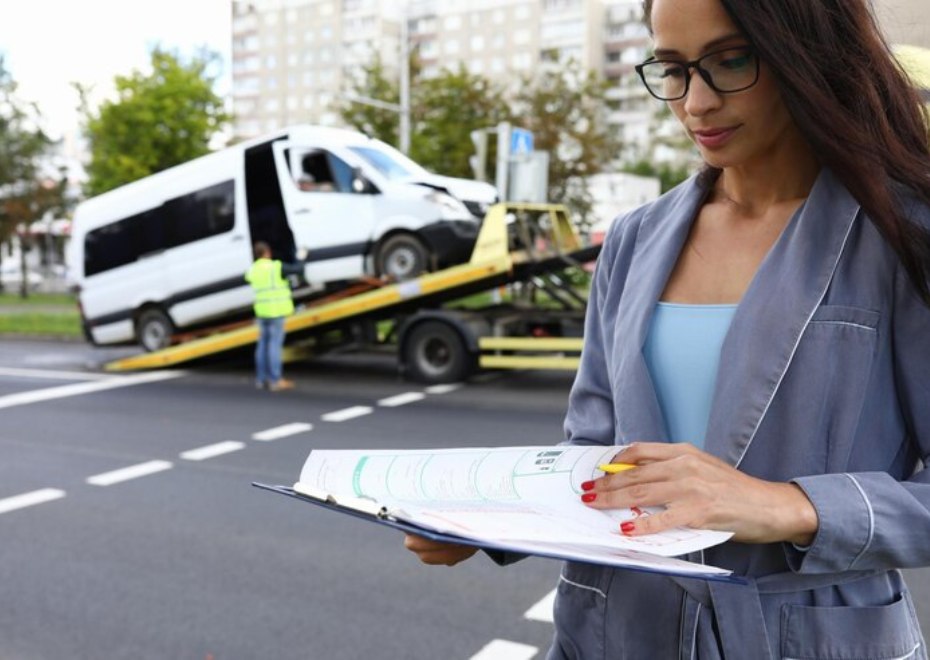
808, 305, 880, 330
791, 305, 881, 472
780, 592, 922, 660
551, 562, 609, 660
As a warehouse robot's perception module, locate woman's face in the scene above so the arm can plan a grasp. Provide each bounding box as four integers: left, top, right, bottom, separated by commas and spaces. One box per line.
649, 0, 798, 170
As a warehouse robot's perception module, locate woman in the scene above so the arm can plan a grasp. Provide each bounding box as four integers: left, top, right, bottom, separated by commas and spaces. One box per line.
406, 0, 930, 656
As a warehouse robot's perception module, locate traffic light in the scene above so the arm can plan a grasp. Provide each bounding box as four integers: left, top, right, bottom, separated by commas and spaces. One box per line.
469, 129, 489, 182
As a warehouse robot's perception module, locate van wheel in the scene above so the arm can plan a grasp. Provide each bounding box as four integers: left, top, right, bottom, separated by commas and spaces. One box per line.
403, 321, 474, 384
136, 308, 174, 352
376, 234, 430, 281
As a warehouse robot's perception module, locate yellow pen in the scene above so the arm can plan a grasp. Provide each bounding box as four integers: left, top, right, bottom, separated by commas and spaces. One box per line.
598, 463, 637, 473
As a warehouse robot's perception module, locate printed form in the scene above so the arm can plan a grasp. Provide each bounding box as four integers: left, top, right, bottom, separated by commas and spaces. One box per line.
296, 445, 733, 576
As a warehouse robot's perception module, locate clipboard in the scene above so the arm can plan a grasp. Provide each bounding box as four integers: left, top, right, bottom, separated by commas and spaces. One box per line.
253, 481, 744, 584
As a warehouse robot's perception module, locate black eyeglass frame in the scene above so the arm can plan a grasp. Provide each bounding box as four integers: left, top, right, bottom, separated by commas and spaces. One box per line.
634, 46, 761, 101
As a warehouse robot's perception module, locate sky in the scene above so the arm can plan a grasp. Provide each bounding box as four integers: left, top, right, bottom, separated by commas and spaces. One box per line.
0, 0, 232, 142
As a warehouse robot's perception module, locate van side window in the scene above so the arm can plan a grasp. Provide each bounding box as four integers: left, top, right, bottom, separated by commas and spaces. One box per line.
83, 180, 235, 276
327, 154, 356, 193
296, 152, 336, 193
85, 219, 137, 276
166, 181, 236, 247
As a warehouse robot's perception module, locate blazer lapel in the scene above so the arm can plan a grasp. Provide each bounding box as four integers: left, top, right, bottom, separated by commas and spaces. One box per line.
612, 176, 710, 444
703, 169, 862, 467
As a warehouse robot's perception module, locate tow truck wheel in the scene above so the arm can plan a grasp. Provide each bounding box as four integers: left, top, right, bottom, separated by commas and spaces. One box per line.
404, 321, 474, 384
136, 307, 174, 352
376, 234, 429, 281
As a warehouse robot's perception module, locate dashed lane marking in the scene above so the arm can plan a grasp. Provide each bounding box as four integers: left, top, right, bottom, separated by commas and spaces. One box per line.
523, 589, 556, 623
0, 367, 111, 381
425, 383, 462, 395
86, 460, 173, 487
180, 441, 246, 461
0, 488, 66, 515
252, 422, 313, 441
321, 406, 374, 422
468, 639, 538, 660
0, 371, 186, 411
377, 392, 426, 407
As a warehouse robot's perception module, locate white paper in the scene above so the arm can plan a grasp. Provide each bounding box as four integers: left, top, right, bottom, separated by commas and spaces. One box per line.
297, 445, 733, 575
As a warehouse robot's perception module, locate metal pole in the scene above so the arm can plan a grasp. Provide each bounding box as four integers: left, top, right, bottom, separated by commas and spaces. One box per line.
496, 122, 511, 202
399, 12, 411, 154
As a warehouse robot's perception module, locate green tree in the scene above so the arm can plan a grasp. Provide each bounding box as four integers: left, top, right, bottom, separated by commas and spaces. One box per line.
410, 65, 511, 179
513, 61, 622, 226
79, 47, 230, 196
338, 58, 510, 179
337, 54, 401, 146
0, 56, 57, 296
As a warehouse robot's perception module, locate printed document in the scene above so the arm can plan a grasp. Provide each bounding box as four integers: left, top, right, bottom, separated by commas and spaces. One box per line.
294, 445, 733, 577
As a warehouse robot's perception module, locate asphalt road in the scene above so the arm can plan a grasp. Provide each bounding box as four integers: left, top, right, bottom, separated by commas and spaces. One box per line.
0, 339, 928, 659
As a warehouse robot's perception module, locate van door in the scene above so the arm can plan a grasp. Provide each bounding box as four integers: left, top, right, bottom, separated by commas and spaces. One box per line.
162, 180, 252, 328
271, 141, 375, 284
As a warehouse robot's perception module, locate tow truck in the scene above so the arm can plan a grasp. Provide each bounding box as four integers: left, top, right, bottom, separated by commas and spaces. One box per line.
104, 203, 600, 383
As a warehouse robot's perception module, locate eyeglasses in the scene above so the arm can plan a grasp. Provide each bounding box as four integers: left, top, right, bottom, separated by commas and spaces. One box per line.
635, 47, 760, 101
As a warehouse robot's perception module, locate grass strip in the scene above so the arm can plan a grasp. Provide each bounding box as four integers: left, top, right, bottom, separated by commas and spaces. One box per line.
0, 293, 76, 306
0, 312, 82, 336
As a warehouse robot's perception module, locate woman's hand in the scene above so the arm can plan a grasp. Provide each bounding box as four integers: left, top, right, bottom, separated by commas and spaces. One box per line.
404, 534, 479, 566
582, 443, 818, 545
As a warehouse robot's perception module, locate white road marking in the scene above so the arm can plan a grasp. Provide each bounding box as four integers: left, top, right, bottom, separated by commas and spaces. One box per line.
469, 639, 538, 660
0, 367, 110, 381
180, 441, 246, 461
321, 406, 373, 422
425, 383, 462, 394
86, 460, 173, 486
524, 589, 556, 623
252, 422, 313, 441
0, 488, 66, 515
377, 392, 426, 407
0, 371, 185, 411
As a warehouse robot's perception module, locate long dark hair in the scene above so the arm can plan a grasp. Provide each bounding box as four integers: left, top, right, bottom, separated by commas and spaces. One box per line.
644, 0, 930, 303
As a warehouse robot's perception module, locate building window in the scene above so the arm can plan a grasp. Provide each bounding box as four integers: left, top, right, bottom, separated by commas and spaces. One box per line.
444, 14, 462, 30
513, 52, 533, 70
420, 40, 438, 58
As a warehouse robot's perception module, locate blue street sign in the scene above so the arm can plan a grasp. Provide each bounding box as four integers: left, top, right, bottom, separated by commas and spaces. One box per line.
511, 128, 534, 155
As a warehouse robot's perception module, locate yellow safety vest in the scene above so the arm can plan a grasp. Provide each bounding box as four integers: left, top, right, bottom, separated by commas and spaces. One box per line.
245, 258, 295, 319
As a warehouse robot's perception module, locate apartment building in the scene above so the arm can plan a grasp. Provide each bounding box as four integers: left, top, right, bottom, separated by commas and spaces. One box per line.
232, 0, 403, 137
231, 0, 652, 146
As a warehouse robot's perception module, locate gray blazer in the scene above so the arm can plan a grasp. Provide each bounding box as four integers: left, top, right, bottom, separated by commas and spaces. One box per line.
552, 169, 930, 660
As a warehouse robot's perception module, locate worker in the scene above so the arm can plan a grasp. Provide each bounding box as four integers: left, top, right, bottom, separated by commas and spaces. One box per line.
244, 241, 302, 391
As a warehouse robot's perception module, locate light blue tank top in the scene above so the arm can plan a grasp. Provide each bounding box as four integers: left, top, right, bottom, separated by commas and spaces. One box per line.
642, 302, 738, 448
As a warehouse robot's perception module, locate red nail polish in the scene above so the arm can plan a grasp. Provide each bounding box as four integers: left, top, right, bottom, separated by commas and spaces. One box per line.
582, 493, 597, 503
621, 522, 635, 533
581, 480, 595, 491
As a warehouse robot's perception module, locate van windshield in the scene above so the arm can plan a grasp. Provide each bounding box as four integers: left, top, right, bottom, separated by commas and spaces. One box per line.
348, 146, 425, 181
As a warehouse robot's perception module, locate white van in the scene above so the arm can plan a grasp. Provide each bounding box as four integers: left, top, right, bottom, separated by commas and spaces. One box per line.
70, 125, 497, 351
